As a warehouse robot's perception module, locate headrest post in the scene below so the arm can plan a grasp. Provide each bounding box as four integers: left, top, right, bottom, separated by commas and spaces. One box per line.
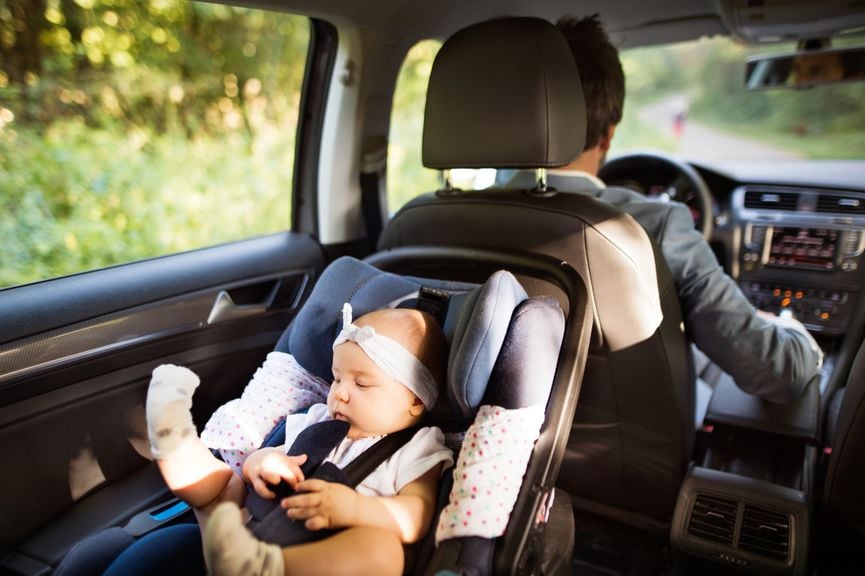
436, 169, 460, 196
527, 168, 556, 197
443, 169, 453, 191
534, 168, 548, 192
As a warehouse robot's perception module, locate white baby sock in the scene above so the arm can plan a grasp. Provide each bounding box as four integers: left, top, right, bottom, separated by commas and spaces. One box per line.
145, 364, 201, 459
204, 502, 284, 576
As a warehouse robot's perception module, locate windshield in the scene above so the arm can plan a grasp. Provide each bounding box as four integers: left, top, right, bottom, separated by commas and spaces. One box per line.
611, 36, 865, 162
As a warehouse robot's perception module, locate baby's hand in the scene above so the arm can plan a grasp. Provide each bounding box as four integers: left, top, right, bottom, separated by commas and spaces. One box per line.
242, 448, 308, 499
281, 479, 358, 530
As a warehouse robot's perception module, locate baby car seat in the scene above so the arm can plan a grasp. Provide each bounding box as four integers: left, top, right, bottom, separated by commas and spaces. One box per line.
54, 248, 591, 576
270, 250, 592, 575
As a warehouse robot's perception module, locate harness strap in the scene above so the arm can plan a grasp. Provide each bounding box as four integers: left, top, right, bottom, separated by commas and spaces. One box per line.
342, 424, 422, 487
248, 421, 422, 547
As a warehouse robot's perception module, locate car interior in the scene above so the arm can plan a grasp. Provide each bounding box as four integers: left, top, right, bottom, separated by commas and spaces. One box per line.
1, 0, 864, 575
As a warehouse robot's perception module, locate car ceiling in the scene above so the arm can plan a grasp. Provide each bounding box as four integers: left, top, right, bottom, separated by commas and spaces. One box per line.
237, 0, 726, 47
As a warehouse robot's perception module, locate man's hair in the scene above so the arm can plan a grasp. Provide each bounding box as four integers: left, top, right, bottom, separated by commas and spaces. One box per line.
556, 14, 625, 151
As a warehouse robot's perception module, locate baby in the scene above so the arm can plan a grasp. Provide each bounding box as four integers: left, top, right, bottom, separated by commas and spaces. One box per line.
145, 303, 452, 576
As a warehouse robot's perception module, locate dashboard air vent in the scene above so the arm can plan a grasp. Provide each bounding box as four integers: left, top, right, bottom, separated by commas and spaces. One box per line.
744, 190, 799, 211
687, 494, 737, 546
739, 505, 790, 561
816, 194, 865, 215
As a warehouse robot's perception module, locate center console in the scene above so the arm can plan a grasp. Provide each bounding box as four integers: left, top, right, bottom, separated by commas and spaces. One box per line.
731, 185, 865, 336
671, 185, 865, 576
670, 377, 820, 576
739, 222, 862, 334
667, 185, 865, 574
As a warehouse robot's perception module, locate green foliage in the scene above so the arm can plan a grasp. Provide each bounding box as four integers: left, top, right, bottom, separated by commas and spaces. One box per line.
0, 117, 296, 287
0, 1, 309, 288
620, 36, 865, 159
387, 39, 442, 212
610, 100, 678, 156
621, 43, 689, 103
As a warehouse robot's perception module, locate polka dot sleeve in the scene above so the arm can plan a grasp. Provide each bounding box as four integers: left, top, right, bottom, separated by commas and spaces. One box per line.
200, 352, 330, 471
435, 405, 545, 543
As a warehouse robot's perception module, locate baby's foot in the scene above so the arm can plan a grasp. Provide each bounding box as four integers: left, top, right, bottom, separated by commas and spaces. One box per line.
145, 364, 200, 458
205, 502, 284, 576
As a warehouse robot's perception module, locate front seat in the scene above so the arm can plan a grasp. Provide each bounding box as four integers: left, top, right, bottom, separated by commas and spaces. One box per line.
378, 17, 694, 523
817, 337, 865, 571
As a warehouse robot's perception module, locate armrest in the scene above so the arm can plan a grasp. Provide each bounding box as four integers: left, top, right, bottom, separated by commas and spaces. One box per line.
704, 376, 819, 442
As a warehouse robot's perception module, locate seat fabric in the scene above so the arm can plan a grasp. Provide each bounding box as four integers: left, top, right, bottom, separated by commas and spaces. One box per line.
819, 337, 865, 570
379, 16, 695, 522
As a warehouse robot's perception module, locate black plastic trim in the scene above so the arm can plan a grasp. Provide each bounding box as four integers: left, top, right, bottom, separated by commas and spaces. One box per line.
292, 19, 338, 237
0, 232, 324, 346
672, 466, 809, 576
705, 376, 820, 441
0, 271, 309, 396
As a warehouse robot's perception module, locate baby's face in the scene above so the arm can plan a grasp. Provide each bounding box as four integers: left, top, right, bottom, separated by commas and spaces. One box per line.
328, 341, 424, 438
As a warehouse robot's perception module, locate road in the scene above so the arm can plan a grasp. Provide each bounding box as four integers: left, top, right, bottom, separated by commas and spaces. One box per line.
638, 96, 803, 161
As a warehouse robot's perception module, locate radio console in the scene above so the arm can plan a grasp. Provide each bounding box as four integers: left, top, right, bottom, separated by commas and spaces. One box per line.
738, 225, 865, 334
766, 227, 837, 270
741, 225, 864, 275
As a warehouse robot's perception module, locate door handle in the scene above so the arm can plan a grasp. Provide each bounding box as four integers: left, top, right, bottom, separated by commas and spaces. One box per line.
207, 285, 277, 325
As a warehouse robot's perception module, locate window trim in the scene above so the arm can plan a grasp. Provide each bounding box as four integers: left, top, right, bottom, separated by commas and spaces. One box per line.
292, 18, 339, 238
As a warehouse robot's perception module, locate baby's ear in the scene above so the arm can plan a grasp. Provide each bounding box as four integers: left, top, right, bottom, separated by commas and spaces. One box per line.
409, 397, 425, 417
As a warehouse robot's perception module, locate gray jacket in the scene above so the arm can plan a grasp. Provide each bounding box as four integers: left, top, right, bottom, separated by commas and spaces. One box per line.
507, 170, 820, 403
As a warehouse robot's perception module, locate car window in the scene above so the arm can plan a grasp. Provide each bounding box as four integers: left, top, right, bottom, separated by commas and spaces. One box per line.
387, 40, 441, 213
611, 35, 865, 162
0, 1, 309, 289
386, 34, 864, 205
387, 39, 495, 214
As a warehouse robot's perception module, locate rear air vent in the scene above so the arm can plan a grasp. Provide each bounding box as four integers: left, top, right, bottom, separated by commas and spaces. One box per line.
688, 494, 737, 546
739, 505, 790, 561
744, 190, 799, 211
816, 193, 865, 215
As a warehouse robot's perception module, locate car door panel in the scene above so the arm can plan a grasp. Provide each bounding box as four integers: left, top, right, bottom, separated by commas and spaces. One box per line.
0, 231, 326, 570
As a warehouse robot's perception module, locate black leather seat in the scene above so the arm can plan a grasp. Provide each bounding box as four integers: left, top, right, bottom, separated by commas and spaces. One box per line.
818, 338, 865, 570
378, 17, 694, 523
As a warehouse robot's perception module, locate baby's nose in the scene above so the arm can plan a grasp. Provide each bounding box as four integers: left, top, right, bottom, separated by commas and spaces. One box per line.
335, 385, 350, 401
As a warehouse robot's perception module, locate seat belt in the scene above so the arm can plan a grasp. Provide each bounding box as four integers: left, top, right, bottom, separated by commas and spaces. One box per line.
360, 135, 388, 253
415, 286, 450, 327
342, 424, 422, 486
249, 422, 423, 547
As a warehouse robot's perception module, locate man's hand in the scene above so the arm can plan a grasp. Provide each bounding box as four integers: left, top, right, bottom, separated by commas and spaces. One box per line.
281, 479, 359, 531
757, 309, 824, 369
242, 447, 307, 499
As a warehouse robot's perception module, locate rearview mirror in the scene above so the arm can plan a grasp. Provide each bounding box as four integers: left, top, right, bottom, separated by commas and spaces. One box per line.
745, 46, 865, 89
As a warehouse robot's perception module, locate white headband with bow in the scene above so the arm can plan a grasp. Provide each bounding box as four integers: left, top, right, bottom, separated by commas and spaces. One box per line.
332, 303, 438, 410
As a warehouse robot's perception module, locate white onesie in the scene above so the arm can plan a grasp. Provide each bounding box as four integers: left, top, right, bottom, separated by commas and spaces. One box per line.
282, 403, 453, 497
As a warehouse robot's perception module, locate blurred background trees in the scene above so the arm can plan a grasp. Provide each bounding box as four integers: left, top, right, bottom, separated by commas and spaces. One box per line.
3, 2, 864, 288
616, 36, 865, 158
1, 0, 308, 287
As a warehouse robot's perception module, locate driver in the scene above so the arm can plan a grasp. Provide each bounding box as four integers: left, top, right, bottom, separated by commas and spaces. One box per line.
504, 15, 822, 414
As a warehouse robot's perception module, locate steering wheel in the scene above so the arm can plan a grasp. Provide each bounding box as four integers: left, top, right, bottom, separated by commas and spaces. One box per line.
598, 151, 714, 240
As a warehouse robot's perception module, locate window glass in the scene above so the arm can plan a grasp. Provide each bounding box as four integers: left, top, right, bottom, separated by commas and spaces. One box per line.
387, 40, 441, 213
611, 35, 865, 161
0, 1, 309, 288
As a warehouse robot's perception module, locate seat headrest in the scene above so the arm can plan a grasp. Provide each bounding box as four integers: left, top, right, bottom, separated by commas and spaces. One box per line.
279, 257, 530, 420
423, 17, 586, 170
447, 270, 528, 419
282, 257, 422, 381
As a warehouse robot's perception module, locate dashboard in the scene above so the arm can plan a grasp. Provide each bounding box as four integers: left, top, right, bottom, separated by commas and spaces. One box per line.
696, 161, 865, 337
